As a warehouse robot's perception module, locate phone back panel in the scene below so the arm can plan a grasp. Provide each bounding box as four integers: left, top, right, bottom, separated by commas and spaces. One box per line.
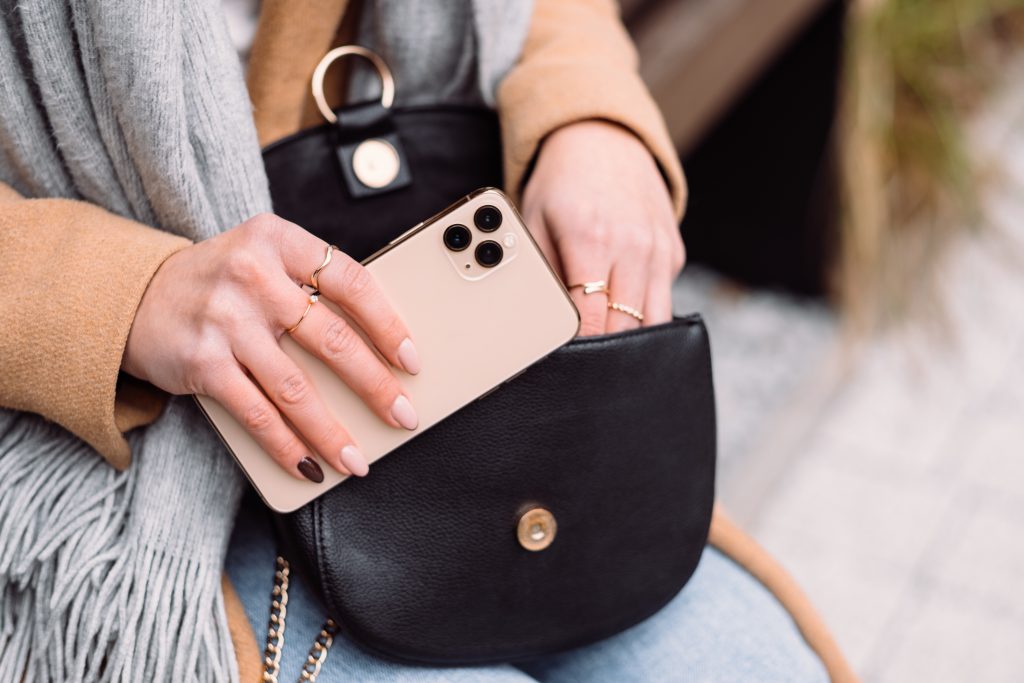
196, 189, 580, 512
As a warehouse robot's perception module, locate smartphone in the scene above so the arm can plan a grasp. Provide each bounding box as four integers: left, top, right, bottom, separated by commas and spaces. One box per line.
196, 188, 580, 512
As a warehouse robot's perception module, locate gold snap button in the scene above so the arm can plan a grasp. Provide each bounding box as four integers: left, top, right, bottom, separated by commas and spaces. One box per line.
352, 138, 400, 188
517, 507, 557, 552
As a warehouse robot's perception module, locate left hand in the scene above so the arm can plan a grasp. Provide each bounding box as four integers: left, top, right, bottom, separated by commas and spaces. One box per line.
521, 120, 685, 336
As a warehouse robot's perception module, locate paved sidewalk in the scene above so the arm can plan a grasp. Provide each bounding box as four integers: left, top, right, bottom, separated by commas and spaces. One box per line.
673, 58, 1024, 682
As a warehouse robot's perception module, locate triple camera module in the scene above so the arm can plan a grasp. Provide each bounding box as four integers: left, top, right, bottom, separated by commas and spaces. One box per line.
443, 205, 505, 268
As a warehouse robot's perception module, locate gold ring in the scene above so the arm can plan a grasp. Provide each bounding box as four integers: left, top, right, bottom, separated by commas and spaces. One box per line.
285, 291, 320, 334
608, 301, 644, 322
311, 46, 395, 125
310, 244, 337, 291
568, 280, 609, 296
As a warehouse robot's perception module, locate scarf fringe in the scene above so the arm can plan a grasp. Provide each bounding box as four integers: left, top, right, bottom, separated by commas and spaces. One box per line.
0, 414, 239, 683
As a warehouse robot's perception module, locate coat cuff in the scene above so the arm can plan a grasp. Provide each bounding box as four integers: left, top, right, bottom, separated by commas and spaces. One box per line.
0, 194, 191, 469
496, 0, 687, 220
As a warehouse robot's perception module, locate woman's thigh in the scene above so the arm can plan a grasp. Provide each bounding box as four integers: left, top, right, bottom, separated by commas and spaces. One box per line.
516, 547, 829, 683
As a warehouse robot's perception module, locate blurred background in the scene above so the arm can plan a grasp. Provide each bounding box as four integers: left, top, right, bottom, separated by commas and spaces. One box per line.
621, 0, 1024, 680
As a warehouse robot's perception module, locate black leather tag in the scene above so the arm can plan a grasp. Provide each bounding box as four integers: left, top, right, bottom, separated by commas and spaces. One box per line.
332, 101, 413, 198
336, 130, 412, 198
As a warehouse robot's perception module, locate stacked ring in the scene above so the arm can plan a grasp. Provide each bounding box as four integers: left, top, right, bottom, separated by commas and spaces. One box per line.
285, 244, 338, 335
570, 279, 643, 322
310, 244, 337, 291
286, 289, 320, 334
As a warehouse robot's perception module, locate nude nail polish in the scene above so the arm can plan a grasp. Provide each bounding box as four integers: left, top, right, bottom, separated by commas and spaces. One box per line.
340, 445, 369, 477
298, 457, 324, 483
397, 337, 421, 375
390, 395, 419, 430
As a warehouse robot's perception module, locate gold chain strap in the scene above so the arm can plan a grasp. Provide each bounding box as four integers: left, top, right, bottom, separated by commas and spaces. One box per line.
300, 619, 340, 681
262, 557, 290, 682
263, 556, 339, 683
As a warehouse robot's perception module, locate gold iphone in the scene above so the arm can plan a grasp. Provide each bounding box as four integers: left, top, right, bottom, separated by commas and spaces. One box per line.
196, 188, 580, 512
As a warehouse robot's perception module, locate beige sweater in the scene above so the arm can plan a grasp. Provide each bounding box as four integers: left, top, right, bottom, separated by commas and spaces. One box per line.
0, 1, 854, 680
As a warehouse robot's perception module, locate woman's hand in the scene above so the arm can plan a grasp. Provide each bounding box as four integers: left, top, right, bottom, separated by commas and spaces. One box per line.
521, 120, 685, 336
122, 214, 421, 482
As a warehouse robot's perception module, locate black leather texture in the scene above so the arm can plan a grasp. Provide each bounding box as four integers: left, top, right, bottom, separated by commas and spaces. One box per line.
264, 103, 717, 665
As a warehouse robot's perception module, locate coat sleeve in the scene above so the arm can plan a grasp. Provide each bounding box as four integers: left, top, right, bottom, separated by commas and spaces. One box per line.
496, 0, 687, 220
0, 182, 191, 469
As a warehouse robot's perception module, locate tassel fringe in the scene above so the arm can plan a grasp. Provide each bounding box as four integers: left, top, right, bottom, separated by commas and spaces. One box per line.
0, 407, 241, 682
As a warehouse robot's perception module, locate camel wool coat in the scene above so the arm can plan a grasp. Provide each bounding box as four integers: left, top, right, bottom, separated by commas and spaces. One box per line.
0, 0, 856, 680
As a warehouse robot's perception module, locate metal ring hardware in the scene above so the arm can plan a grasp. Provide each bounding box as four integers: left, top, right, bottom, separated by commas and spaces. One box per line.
312, 45, 396, 125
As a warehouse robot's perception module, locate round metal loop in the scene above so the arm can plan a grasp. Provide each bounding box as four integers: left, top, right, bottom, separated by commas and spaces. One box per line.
311, 45, 395, 125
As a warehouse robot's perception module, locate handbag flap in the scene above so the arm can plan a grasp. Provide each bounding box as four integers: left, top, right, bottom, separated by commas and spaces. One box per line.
278, 315, 716, 664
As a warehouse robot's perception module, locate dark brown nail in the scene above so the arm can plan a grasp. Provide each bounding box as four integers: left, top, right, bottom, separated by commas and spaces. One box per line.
298, 457, 324, 483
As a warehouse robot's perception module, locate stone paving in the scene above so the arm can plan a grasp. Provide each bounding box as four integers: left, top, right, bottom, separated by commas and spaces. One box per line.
672, 58, 1024, 682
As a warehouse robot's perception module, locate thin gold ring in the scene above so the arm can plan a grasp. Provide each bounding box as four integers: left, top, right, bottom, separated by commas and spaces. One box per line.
568, 280, 609, 296
286, 291, 320, 334
310, 244, 337, 291
608, 301, 644, 322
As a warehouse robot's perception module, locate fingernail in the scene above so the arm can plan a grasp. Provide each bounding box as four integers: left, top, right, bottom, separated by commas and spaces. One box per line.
298, 457, 324, 483
397, 337, 421, 375
340, 445, 369, 477
390, 395, 419, 430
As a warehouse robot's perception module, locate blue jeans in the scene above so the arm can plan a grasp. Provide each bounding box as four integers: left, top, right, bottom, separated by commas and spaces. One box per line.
227, 503, 827, 682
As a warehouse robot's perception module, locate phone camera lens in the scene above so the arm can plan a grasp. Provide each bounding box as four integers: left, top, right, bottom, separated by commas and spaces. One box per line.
443, 224, 472, 252
475, 240, 504, 268
474, 205, 503, 232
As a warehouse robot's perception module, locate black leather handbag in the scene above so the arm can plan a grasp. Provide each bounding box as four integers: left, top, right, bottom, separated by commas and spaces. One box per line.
264, 48, 717, 666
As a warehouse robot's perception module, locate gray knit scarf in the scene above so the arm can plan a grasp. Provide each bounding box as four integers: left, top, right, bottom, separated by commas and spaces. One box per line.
0, 0, 530, 680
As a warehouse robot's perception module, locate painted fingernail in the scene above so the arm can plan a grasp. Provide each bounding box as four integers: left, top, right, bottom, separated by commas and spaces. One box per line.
390, 395, 419, 430
340, 445, 369, 477
397, 337, 421, 375
298, 457, 324, 483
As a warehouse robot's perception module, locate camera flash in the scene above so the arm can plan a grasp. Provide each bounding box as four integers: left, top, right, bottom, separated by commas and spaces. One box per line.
503, 233, 517, 248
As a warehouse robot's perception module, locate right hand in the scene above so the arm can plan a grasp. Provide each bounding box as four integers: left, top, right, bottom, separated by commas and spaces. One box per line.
122, 213, 421, 482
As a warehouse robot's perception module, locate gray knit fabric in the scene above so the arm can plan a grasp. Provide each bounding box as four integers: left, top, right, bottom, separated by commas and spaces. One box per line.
0, 0, 531, 681
349, 0, 533, 108
0, 0, 267, 680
